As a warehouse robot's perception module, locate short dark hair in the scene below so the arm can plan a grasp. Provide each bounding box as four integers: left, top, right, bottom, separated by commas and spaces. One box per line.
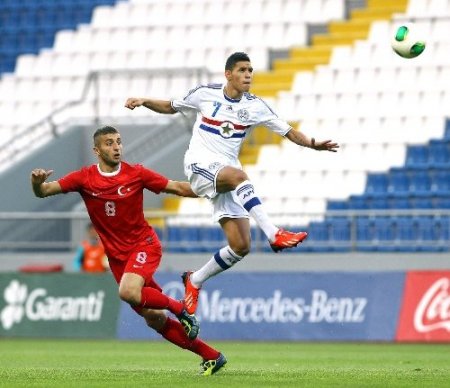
225, 52, 251, 71
93, 125, 119, 146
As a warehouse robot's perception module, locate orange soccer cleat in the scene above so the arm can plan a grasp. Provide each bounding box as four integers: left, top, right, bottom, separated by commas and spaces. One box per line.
270, 229, 308, 253
182, 271, 201, 315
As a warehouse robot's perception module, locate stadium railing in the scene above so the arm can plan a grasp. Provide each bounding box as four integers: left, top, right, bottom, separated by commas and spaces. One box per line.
0, 209, 449, 253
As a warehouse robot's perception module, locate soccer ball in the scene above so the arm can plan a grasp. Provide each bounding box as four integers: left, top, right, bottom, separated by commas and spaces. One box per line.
391, 23, 426, 59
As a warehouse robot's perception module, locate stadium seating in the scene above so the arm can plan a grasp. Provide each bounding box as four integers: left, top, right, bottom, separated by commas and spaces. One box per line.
167, 1, 450, 252
1, 0, 450, 253
0, 0, 345, 174
0, 0, 118, 74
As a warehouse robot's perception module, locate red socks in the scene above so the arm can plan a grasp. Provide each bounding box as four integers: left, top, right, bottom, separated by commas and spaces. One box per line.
159, 317, 220, 360
139, 289, 220, 360
140, 287, 183, 316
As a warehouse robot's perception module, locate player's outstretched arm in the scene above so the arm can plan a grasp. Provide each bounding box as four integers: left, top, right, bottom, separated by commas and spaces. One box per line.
285, 128, 339, 152
124, 97, 176, 114
31, 169, 63, 198
163, 180, 198, 198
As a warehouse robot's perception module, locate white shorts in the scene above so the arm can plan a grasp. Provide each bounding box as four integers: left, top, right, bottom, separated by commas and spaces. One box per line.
184, 162, 249, 222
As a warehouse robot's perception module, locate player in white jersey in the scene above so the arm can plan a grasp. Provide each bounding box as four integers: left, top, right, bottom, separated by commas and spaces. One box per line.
174, 82, 291, 171
125, 52, 339, 314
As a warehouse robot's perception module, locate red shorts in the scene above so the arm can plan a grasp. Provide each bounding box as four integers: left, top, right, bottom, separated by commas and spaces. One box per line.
108, 241, 163, 292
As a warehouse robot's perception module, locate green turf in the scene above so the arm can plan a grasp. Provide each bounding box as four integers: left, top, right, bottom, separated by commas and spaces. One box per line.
0, 339, 449, 387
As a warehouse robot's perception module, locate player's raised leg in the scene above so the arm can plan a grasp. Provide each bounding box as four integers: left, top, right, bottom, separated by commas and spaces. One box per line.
269, 229, 308, 253
183, 218, 248, 314
234, 179, 308, 251
218, 167, 308, 252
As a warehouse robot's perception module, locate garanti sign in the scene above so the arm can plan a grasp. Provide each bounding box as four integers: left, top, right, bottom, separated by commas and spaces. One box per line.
0, 274, 119, 338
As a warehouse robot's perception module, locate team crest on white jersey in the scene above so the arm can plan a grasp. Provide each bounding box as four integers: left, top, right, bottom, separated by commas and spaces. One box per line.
220, 122, 235, 138
237, 109, 249, 122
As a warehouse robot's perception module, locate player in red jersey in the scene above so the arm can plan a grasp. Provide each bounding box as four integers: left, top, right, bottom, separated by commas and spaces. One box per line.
30, 125, 226, 376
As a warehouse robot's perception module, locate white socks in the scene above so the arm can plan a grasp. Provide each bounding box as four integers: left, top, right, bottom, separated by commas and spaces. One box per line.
190, 246, 243, 287
235, 180, 278, 241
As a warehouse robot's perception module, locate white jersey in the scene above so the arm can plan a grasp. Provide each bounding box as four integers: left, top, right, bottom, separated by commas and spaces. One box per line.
171, 83, 292, 168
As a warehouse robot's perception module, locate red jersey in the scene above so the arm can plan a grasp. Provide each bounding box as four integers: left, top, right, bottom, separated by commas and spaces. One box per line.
59, 162, 169, 261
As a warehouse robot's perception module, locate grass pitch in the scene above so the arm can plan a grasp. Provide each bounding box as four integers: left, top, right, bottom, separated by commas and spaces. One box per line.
0, 339, 449, 387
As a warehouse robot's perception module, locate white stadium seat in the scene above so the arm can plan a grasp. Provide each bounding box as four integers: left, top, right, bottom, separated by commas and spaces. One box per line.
2, 0, 450, 228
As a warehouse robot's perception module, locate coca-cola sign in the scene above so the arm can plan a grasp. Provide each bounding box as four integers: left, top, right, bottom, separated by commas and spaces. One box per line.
397, 271, 450, 342
414, 278, 450, 333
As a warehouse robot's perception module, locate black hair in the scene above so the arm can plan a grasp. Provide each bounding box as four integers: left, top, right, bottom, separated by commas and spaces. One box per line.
93, 125, 119, 146
225, 52, 251, 71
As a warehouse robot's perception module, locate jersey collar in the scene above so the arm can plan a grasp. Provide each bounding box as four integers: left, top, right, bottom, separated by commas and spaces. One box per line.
97, 163, 121, 177
223, 87, 242, 103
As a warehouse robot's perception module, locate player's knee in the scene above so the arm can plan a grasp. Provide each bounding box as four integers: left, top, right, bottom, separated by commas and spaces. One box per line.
232, 169, 248, 187
229, 241, 250, 258
118, 283, 141, 306
217, 167, 249, 191
227, 233, 251, 257
234, 247, 250, 257
142, 309, 167, 331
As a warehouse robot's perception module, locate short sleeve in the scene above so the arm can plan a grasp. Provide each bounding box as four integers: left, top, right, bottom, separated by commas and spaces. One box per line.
171, 85, 203, 113
140, 166, 169, 194
256, 97, 292, 136
263, 118, 292, 136
58, 169, 85, 193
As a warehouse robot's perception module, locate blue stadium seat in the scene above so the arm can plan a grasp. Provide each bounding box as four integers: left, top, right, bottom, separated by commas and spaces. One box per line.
197, 227, 224, 252
308, 222, 329, 241
428, 140, 450, 168
355, 218, 373, 244
393, 217, 417, 252
0, 0, 22, 10
327, 200, 348, 210
55, 6, 76, 29
365, 173, 388, 197
0, 0, 118, 73
434, 217, 450, 249
36, 27, 56, 47
409, 170, 431, 195
389, 197, 411, 209
444, 120, 450, 140
369, 197, 389, 209
434, 196, 450, 208
431, 170, 450, 196
372, 217, 395, 250
388, 168, 409, 196
74, 5, 93, 24
306, 222, 331, 252
348, 195, 369, 210
36, 7, 57, 27
411, 197, 433, 209
0, 52, 15, 73
16, 7, 37, 29
326, 218, 351, 251
415, 217, 442, 252
405, 145, 429, 168
167, 226, 182, 252
167, 226, 201, 253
